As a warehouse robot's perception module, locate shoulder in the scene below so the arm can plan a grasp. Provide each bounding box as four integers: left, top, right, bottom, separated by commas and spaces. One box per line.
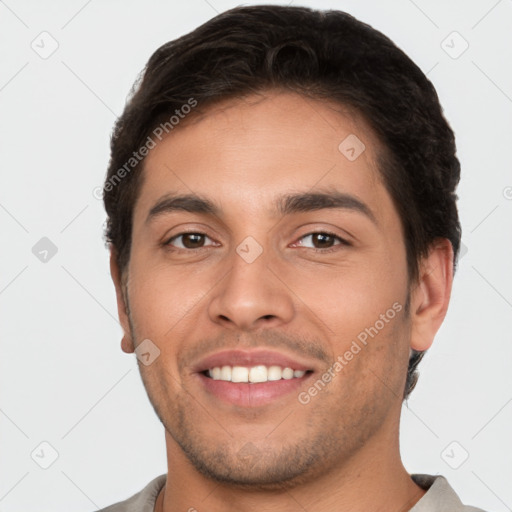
95, 474, 167, 512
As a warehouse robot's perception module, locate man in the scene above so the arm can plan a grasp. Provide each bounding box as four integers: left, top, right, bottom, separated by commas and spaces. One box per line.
100, 5, 484, 511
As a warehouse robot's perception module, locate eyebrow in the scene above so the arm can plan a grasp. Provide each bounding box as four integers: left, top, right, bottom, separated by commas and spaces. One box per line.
145, 191, 377, 225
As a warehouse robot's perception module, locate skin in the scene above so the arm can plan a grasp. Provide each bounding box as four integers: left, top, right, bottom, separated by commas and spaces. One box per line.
110, 90, 454, 512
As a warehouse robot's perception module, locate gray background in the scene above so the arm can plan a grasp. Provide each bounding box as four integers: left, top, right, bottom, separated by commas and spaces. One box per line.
0, 0, 511, 510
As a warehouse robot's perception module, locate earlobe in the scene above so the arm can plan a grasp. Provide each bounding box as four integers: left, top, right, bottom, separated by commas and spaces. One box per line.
109, 247, 135, 353
409, 239, 454, 352
121, 334, 135, 354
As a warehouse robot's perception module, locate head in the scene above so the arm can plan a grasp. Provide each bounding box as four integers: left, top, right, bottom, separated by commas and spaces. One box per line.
104, 5, 460, 488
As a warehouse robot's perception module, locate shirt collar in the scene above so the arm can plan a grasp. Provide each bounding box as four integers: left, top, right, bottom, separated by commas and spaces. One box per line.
410, 474, 466, 512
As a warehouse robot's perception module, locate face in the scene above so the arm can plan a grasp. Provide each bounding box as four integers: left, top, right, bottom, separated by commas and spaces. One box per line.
116, 90, 415, 487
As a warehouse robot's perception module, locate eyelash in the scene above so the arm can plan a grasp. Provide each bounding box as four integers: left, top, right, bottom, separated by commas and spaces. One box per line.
294, 231, 351, 253
163, 231, 351, 254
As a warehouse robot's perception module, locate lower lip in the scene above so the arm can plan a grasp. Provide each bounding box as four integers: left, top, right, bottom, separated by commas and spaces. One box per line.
196, 373, 312, 407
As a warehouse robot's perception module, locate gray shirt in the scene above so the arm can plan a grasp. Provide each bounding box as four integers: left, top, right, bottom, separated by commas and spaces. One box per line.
97, 473, 486, 511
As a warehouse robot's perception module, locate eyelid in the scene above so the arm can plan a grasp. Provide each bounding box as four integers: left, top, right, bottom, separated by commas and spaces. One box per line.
291, 230, 351, 248
161, 222, 222, 246
164, 231, 217, 249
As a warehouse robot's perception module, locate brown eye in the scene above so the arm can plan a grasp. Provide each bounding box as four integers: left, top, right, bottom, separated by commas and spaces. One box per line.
298, 232, 348, 250
311, 233, 336, 248
166, 233, 213, 249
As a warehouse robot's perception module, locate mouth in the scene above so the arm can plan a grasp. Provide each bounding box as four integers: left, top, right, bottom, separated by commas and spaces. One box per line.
192, 350, 316, 407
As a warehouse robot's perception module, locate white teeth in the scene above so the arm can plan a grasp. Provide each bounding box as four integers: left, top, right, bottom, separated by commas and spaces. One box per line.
231, 366, 249, 383
206, 365, 308, 383
267, 365, 282, 381
249, 365, 268, 383
220, 365, 232, 381
282, 367, 294, 380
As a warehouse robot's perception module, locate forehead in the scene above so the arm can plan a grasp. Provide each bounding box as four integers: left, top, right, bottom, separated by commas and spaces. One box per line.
134, 90, 393, 223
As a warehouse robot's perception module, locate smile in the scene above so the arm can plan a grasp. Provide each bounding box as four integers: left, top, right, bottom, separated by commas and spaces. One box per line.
193, 349, 317, 407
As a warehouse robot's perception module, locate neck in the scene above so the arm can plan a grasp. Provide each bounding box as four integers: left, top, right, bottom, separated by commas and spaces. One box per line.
157, 421, 425, 512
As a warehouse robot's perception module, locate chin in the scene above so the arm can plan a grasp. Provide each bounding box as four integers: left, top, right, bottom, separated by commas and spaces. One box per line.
174, 439, 321, 490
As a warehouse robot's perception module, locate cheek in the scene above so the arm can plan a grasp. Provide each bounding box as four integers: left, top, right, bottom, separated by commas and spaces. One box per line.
282, 256, 406, 336
126, 271, 168, 337
283, 249, 409, 389
326, 307, 410, 416
126, 265, 192, 391
126, 256, 201, 338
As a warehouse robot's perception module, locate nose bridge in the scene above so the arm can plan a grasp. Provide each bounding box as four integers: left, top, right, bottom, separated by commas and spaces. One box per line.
207, 232, 295, 329
235, 234, 267, 267
227, 232, 273, 298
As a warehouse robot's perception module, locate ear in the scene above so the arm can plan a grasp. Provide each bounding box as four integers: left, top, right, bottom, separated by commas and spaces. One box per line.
109, 247, 135, 353
409, 238, 454, 352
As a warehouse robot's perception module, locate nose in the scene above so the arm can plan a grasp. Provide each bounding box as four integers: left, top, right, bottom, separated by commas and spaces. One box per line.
207, 242, 296, 331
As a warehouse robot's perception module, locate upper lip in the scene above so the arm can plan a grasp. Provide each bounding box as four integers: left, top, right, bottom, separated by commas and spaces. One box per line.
192, 349, 317, 373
